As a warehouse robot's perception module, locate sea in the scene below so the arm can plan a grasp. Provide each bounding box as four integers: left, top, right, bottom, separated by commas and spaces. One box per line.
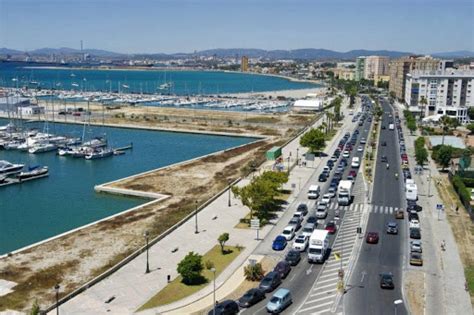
0, 118, 257, 254
0, 62, 316, 95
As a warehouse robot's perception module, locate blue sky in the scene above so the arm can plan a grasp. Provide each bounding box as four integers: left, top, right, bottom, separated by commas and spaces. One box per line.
0, 0, 473, 54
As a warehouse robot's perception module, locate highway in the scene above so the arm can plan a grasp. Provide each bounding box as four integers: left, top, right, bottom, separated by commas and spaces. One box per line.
240, 99, 373, 315
343, 97, 408, 315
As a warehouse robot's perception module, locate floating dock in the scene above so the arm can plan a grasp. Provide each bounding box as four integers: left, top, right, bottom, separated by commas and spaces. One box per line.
0, 173, 49, 188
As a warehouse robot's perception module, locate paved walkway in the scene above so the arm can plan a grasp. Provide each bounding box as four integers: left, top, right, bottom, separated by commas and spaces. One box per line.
55, 98, 350, 315
397, 101, 472, 315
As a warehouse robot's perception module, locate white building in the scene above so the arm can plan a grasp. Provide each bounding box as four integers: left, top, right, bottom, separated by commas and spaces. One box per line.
405, 69, 474, 124
293, 98, 324, 111
364, 56, 390, 80
18, 105, 45, 116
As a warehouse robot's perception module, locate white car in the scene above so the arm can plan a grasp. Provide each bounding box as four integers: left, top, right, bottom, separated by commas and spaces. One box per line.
357, 145, 363, 152
409, 219, 420, 229
281, 225, 296, 241
321, 193, 332, 204
292, 234, 309, 252
360, 138, 366, 144
327, 187, 337, 197
342, 150, 350, 158
410, 240, 422, 253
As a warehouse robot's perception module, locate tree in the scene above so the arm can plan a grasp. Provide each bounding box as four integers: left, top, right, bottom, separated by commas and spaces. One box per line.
467, 123, 474, 134
325, 112, 334, 132
218, 233, 230, 254
437, 145, 454, 170
415, 146, 428, 166
177, 251, 204, 285
469, 107, 474, 121
439, 115, 459, 145
407, 119, 417, 135
419, 96, 428, 121
300, 128, 326, 154
29, 300, 40, 315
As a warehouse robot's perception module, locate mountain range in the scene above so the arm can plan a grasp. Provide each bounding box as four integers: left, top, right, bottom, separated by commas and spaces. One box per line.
1, 47, 473, 60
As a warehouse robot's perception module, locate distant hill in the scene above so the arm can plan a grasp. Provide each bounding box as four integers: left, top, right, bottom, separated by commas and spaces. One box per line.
29, 47, 125, 57
0, 48, 23, 55
431, 50, 474, 58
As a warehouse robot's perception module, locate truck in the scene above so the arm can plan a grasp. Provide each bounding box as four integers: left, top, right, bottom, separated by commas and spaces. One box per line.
337, 180, 353, 206
389, 123, 395, 130
308, 229, 330, 263
405, 179, 418, 201
307, 184, 320, 199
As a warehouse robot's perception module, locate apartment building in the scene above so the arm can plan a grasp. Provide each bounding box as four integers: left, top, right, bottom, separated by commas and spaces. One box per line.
364, 56, 389, 80
241, 56, 249, 72
334, 68, 355, 80
405, 69, 474, 123
355, 57, 365, 81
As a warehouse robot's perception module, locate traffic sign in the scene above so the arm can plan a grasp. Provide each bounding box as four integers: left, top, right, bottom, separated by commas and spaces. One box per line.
250, 219, 260, 230
436, 204, 443, 210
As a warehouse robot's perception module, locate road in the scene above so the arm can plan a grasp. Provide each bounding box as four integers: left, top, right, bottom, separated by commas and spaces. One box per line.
240, 99, 372, 315
343, 96, 408, 315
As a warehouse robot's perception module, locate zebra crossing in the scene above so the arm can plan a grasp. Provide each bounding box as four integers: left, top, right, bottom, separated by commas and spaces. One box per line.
324, 202, 402, 215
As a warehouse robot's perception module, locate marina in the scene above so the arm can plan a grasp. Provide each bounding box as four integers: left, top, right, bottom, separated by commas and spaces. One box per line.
0, 118, 257, 254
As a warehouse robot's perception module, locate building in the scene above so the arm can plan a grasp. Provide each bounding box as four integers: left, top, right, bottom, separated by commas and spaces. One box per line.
355, 57, 365, 81
388, 56, 450, 101
18, 105, 45, 116
364, 56, 390, 80
374, 74, 390, 86
404, 69, 474, 124
334, 68, 355, 80
293, 98, 325, 111
241, 56, 249, 72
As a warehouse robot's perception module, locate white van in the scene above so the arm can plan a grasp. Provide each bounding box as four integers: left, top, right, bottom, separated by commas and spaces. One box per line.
389, 123, 395, 130
351, 157, 360, 168
307, 185, 320, 199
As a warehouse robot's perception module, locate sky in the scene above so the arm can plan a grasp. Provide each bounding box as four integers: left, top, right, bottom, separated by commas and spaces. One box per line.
0, 0, 473, 54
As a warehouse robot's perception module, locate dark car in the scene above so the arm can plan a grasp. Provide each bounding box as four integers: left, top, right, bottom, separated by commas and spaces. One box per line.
296, 203, 309, 216
349, 170, 357, 178
325, 221, 337, 234
366, 232, 379, 244
318, 173, 327, 182
327, 160, 334, 168
288, 217, 302, 231
386, 221, 398, 234
208, 300, 239, 315
410, 227, 421, 239
381, 155, 388, 163
259, 271, 282, 293
380, 273, 395, 290
238, 288, 265, 308
381, 141, 387, 146
307, 216, 317, 224
285, 250, 301, 266
340, 158, 348, 167
407, 201, 423, 212
381, 125, 386, 130
273, 261, 291, 279
272, 236, 287, 251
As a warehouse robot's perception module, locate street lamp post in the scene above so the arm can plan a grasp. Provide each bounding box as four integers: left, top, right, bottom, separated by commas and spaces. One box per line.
144, 231, 150, 274
54, 284, 60, 315
287, 156, 290, 174
228, 179, 232, 207
394, 299, 403, 315
195, 201, 199, 234
427, 168, 432, 197
296, 147, 299, 166
211, 267, 217, 315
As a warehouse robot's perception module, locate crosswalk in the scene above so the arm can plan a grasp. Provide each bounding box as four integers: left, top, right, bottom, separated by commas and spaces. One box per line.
322, 202, 402, 215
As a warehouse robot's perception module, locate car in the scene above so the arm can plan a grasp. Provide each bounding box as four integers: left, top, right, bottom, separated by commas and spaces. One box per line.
306, 216, 317, 224
359, 122, 363, 126
288, 217, 302, 231
292, 234, 309, 252
409, 219, 420, 229
273, 261, 291, 279
285, 250, 301, 266
349, 170, 357, 178
340, 158, 348, 166
331, 155, 338, 162
347, 175, 354, 182
410, 227, 421, 239
318, 173, 327, 182
410, 240, 423, 253
354, 130, 360, 134
357, 145, 363, 152
325, 221, 337, 234
282, 226, 296, 241
381, 155, 388, 163
272, 236, 288, 251
342, 150, 350, 158
408, 211, 419, 222
395, 209, 404, 219
208, 300, 239, 315
296, 203, 308, 216
380, 273, 395, 290
386, 221, 398, 234
329, 180, 338, 189
292, 213, 304, 224
366, 232, 379, 244
315, 207, 328, 219
360, 138, 366, 144
410, 252, 423, 266
381, 141, 387, 146
322, 169, 330, 177
259, 272, 282, 293
238, 288, 265, 308
327, 187, 337, 197
58, 111, 67, 115
266, 288, 292, 314
321, 193, 332, 205
323, 166, 330, 173
381, 125, 386, 130
407, 203, 423, 212
336, 165, 344, 173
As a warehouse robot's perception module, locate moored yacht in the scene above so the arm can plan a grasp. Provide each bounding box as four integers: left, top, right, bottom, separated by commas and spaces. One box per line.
17, 166, 49, 180
0, 160, 24, 175
28, 143, 58, 154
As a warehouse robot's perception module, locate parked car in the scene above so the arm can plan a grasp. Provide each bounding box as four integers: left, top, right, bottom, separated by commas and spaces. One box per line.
292, 234, 309, 252
281, 225, 296, 241
409, 219, 420, 229
409, 252, 423, 266
266, 288, 292, 314
285, 250, 301, 266
410, 240, 423, 253
410, 227, 421, 239
381, 141, 387, 146
207, 300, 239, 315
238, 288, 265, 308
259, 272, 282, 293
380, 273, 395, 290
366, 232, 379, 244
318, 173, 327, 182
273, 261, 291, 279
386, 222, 398, 234
288, 217, 302, 231
272, 236, 287, 251
295, 203, 308, 216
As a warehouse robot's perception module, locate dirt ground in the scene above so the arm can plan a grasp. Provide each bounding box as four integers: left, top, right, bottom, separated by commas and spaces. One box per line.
404, 270, 425, 315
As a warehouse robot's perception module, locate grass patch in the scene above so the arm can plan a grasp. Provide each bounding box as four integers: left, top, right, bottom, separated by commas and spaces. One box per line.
465, 265, 474, 296
138, 245, 243, 311
244, 117, 281, 124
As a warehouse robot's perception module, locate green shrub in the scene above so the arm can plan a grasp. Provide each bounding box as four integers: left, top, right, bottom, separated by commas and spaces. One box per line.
452, 175, 472, 204
244, 263, 264, 281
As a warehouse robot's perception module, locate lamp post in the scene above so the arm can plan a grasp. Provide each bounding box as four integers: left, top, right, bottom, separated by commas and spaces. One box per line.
394, 299, 403, 315
296, 147, 299, 166
54, 284, 60, 315
427, 168, 432, 197
228, 179, 232, 207
144, 231, 150, 274
287, 156, 290, 174
211, 267, 217, 315
195, 200, 199, 234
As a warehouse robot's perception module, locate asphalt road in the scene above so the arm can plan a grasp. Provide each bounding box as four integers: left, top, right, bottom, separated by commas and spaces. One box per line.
343, 97, 408, 315
240, 102, 372, 315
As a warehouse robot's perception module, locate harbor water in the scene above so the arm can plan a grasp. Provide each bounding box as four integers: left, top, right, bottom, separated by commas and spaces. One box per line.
0, 118, 257, 254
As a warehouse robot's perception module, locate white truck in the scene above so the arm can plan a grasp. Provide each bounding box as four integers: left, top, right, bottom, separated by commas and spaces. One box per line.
308, 229, 329, 263
337, 180, 353, 206
405, 179, 418, 201
389, 123, 395, 130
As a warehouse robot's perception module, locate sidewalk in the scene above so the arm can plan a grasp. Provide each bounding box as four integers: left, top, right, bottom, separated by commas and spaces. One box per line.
401, 115, 472, 315
54, 99, 350, 315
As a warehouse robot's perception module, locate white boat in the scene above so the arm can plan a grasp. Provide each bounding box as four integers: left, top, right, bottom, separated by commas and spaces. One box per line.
0, 160, 24, 175
85, 148, 114, 160
17, 166, 49, 180
28, 143, 57, 154
159, 82, 173, 90
3, 140, 24, 150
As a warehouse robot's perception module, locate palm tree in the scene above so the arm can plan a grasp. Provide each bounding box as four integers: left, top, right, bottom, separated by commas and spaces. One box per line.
326, 112, 335, 132
439, 115, 459, 145
419, 96, 428, 122
320, 121, 328, 135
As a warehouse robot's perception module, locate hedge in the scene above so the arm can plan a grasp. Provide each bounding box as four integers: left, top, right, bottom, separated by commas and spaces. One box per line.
452, 175, 472, 205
